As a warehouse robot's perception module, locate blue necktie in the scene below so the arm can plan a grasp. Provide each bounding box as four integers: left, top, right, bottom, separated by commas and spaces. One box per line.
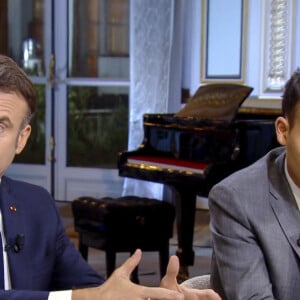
0, 231, 4, 289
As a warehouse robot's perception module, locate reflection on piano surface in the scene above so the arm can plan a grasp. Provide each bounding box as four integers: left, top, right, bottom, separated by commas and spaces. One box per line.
118, 84, 281, 278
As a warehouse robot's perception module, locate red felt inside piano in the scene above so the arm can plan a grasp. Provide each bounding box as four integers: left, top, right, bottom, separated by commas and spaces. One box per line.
127, 155, 209, 175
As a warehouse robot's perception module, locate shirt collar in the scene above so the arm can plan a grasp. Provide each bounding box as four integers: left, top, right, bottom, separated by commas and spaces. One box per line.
284, 158, 300, 210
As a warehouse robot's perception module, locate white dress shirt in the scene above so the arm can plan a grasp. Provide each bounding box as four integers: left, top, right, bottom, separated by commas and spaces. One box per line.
284, 158, 300, 210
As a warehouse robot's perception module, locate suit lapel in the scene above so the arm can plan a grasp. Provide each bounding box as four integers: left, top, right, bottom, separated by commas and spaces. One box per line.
268, 152, 300, 259
1, 178, 32, 289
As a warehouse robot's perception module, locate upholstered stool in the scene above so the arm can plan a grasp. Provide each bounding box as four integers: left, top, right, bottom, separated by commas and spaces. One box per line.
71, 196, 175, 283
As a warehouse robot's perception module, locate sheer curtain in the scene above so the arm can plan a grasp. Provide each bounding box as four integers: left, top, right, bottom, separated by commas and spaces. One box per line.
122, 0, 186, 199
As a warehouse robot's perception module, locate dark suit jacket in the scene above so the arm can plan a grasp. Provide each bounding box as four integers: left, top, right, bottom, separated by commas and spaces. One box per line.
0, 176, 104, 300
209, 147, 300, 300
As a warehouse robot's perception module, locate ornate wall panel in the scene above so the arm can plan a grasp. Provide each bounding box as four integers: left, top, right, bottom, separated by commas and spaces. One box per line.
262, 0, 295, 93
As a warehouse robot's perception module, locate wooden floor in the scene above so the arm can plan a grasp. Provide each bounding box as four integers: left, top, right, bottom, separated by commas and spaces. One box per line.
57, 201, 213, 287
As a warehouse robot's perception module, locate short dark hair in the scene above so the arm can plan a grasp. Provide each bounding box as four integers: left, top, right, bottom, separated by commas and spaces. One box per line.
282, 69, 300, 128
0, 54, 36, 124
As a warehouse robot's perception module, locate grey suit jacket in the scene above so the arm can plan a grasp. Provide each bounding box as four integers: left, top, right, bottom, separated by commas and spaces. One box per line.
209, 146, 300, 300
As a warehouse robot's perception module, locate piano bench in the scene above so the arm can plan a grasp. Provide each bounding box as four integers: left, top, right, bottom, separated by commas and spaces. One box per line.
71, 195, 176, 283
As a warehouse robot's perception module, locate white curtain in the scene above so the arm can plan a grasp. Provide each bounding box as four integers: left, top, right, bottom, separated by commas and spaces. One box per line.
122, 0, 186, 199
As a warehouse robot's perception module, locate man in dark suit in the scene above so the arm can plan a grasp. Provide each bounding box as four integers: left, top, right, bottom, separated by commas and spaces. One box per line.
209, 70, 300, 299
0, 54, 221, 300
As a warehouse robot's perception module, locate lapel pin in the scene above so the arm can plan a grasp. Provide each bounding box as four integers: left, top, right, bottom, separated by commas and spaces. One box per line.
9, 205, 17, 212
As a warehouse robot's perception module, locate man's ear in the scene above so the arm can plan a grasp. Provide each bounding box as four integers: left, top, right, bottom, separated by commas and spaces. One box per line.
15, 124, 32, 154
275, 116, 289, 145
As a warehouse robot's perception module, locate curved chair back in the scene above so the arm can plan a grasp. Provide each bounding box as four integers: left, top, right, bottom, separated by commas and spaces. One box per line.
180, 274, 211, 289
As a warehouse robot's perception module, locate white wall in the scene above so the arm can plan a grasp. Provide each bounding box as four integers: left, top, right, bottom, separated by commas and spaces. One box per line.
182, 0, 300, 101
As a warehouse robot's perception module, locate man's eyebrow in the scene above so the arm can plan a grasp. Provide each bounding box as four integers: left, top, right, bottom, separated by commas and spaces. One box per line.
0, 116, 13, 126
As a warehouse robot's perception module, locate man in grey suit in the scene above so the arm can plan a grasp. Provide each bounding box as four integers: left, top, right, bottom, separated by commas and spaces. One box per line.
209, 70, 300, 300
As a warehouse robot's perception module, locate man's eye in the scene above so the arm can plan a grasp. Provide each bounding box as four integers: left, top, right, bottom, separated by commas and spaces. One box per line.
0, 124, 5, 134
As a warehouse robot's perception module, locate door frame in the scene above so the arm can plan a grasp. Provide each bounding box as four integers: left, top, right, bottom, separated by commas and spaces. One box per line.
53, 0, 127, 201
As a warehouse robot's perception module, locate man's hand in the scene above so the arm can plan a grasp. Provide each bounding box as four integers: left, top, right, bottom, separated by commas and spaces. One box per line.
72, 249, 183, 300
160, 255, 222, 300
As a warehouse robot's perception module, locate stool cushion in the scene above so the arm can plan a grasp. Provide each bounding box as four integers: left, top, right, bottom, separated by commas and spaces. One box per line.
72, 196, 175, 252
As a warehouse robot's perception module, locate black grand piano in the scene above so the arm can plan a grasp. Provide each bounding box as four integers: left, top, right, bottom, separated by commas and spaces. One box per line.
118, 84, 280, 277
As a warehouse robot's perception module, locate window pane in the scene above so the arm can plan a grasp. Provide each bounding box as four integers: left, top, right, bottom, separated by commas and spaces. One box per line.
67, 86, 129, 168
3, 0, 45, 75
69, 0, 129, 78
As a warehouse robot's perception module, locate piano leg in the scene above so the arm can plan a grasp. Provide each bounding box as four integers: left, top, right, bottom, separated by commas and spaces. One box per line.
173, 185, 197, 282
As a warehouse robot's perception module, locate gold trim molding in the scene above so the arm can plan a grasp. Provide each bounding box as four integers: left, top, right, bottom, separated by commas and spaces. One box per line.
239, 98, 281, 115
